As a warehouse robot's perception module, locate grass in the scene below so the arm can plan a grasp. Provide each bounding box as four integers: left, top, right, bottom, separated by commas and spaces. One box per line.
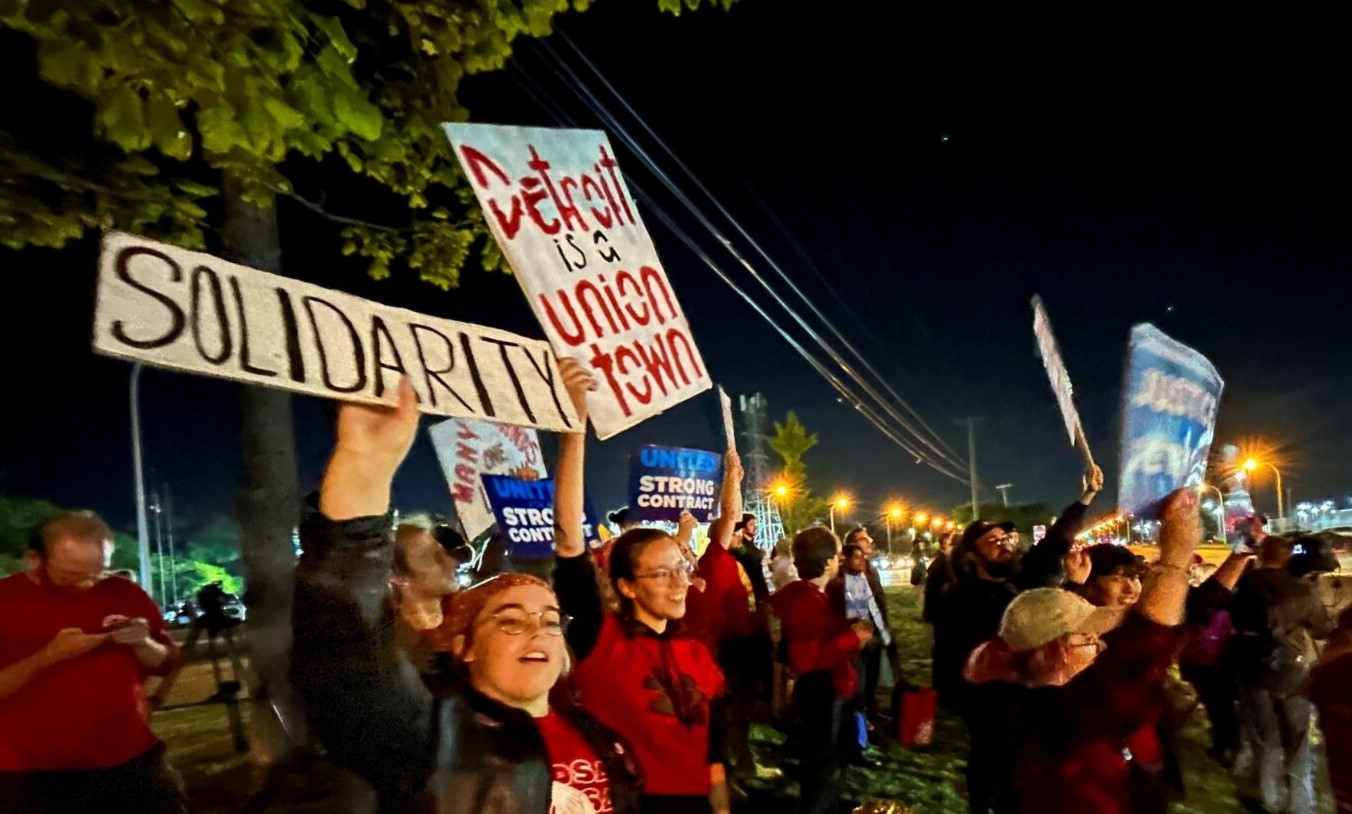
155, 586, 1332, 812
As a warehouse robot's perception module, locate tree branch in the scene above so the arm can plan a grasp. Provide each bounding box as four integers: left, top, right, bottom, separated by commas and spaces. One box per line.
284, 193, 410, 233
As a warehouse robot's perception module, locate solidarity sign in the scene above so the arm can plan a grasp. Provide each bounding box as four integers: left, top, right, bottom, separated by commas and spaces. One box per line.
92, 232, 580, 432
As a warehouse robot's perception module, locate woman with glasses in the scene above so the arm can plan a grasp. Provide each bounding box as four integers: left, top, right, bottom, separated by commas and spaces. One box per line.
290, 373, 640, 814
553, 361, 730, 814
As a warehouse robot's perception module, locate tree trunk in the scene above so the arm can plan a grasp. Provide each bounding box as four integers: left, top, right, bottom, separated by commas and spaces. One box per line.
219, 175, 304, 765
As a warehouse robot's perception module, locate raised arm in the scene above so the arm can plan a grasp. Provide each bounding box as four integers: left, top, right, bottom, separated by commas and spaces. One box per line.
1136, 489, 1199, 627
550, 360, 606, 659
1019, 465, 1103, 589
290, 379, 434, 804
708, 450, 744, 551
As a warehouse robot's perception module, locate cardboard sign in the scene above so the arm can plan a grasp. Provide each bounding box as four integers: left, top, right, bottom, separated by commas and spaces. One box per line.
480, 475, 601, 558
718, 386, 736, 451
629, 444, 723, 523
94, 232, 580, 431
444, 123, 711, 439
1032, 524, 1047, 543
428, 418, 545, 541
1031, 295, 1093, 466
1117, 324, 1224, 518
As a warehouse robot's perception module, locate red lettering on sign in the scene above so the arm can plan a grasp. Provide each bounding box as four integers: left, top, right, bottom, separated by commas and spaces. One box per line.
586, 326, 702, 419
458, 142, 635, 241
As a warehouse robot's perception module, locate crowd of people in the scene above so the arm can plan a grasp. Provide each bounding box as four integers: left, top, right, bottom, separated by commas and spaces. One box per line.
1, 362, 1348, 814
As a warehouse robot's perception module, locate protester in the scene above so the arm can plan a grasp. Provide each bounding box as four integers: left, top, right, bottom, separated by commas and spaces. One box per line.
771, 527, 871, 814
965, 488, 1202, 814
1229, 534, 1333, 814
290, 376, 641, 814
770, 538, 798, 591
552, 362, 730, 814
0, 511, 184, 814
930, 466, 1101, 814
831, 542, 892, 734
699, 500, 774, 781
1310, 606, 1352, 813
841, 527, 899, 721
1178, 549, 1255, 766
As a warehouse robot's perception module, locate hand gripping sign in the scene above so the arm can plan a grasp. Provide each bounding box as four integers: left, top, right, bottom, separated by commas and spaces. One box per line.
445, 123, 712, 439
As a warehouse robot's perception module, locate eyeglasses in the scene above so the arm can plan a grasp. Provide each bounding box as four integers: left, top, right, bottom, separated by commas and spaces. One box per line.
479, 609, 571, 637
634, 562, 695, 584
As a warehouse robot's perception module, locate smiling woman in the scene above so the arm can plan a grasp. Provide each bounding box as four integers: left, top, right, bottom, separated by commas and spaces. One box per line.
289, 379, 642, 814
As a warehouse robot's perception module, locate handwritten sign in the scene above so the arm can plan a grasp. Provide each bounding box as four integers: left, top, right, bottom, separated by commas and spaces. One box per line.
444, 123, 712, 439
629, 444, 723, 523
1031, 295, 1093, 466
1117, 324, 1224, 518
93, 232, 580, 431
428, 418, 545, 541
480, 475, 601, 558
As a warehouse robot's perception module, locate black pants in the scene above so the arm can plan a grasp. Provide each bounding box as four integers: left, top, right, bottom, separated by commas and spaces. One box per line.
795, 671, 853, 814
0, 742, 188, 814
1181, 663, 1240, 758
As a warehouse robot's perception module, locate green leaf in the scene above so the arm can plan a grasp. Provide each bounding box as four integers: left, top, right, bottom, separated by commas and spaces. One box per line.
262, 97, 306, 132
197, 103, 249, 156
98, 85, 151, 151
333, 89, 382, 141
146, 93, 193, 160
37, 37, 100, 92
313, 16, 357, 63
170, 0, 224, 25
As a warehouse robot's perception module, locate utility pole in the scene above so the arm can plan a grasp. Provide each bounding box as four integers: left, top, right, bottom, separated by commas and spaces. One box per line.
129, 364, 151, 591
996, 483, 1013, 507
955, 417, 984, 522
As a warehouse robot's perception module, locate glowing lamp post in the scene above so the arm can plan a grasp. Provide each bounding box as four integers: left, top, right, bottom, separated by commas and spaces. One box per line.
1244, 458, 1285, 523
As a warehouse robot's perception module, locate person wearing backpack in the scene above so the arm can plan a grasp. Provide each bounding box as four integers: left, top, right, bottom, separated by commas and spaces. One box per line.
1229, 535, 1334, 814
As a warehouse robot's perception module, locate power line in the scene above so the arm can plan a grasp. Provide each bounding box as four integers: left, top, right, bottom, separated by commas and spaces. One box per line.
523, 35, 971, 478
505, 61, 970, 483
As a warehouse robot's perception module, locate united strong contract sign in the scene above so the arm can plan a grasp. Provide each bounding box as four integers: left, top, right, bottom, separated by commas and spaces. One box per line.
93, 232, 580, 431
444, 123, 712, 439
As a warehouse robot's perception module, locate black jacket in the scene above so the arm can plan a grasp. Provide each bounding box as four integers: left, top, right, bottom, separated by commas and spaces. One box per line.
930, 499, 1089, 703
289, 510, 641, 814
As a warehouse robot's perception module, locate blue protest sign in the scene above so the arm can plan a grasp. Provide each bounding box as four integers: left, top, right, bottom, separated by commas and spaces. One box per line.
1117, 324, 1224, 519
629, 445, 723, 523
480, 475, 601, 558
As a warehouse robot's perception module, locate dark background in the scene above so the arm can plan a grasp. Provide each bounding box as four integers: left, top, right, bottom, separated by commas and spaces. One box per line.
3, 1, 1348, 532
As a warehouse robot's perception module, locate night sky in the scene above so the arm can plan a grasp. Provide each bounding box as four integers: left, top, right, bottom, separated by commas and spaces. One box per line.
3, 2, 1350, 536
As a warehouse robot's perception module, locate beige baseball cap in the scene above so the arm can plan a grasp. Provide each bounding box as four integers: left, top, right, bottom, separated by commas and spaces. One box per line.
998, 588, 1125, 652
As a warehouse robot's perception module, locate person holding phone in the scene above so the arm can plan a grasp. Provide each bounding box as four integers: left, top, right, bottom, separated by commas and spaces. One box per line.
0, 511, 183, 813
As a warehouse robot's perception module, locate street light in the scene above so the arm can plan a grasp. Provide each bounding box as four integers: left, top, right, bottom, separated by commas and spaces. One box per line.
1244, 458, 1285, 523
829, 495, 852, 533
885, 504, 904, 556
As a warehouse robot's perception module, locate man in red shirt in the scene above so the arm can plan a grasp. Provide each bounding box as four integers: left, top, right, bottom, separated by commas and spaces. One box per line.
0, 510, 185, 814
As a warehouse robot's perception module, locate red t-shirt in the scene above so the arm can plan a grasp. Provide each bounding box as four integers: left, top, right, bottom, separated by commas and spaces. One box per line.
535, 710, 613, 814
0, 572, 178, 770
574, 614, 723, 797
